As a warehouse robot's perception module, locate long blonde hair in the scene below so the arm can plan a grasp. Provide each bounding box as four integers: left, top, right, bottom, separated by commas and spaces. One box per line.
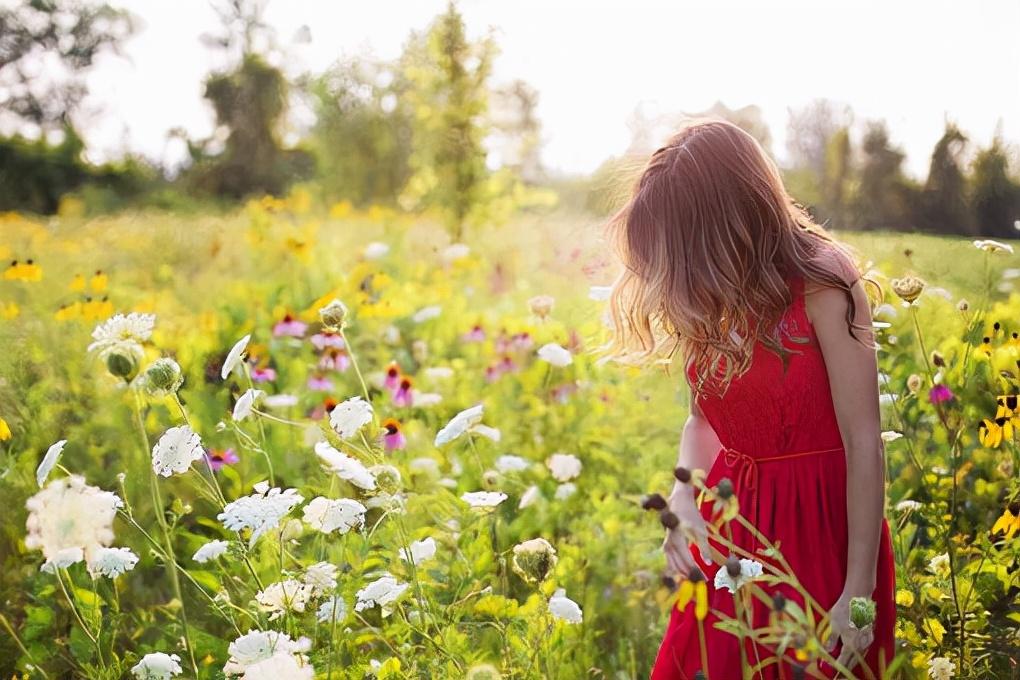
601, 116, 880, 399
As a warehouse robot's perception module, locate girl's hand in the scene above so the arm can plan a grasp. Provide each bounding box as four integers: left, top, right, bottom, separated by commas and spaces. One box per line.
823, 592, 875, 674
662, 487, 713, 578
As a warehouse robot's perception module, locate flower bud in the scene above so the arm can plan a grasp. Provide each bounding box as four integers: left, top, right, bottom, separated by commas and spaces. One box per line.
772, 592, 786, 612
716, 478, 734, 500
141, 357, 184, 396
641, 493, 667, 511
957, 299, 969, 312
659, 509, 679, 530
481, 468, 501, 490
849, 596, 877, 628
511, 537, 558, 584
891, 275, 925, 303
318, 299, 349, 330
674, 466, 692, 483
907, 374, 922, 394
528, 294, 555, 319
931, 351, 945, 367
106, 350, 139, 381
725, 555, 741, 577
688, 566, 705, 583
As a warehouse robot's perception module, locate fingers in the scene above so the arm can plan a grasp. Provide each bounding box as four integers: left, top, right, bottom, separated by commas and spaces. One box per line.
663, 530, 697, 577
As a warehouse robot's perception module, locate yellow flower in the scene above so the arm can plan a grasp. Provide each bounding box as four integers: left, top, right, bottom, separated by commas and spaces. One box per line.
978, 416, 1012, 448
991, 503, 1020, 540
69, 273, 86, 292
3, 259, 42, 282
90, 270, 108, 292
55, 301, 83, 321
895, 589, 915, 607
0, 417, 11, 441
675, 568, 709, 620
0, 301, 19, 319
329, 200, 352, 219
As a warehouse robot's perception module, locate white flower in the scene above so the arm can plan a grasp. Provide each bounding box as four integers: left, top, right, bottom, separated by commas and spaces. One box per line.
424, 366, 454, 380
364, 242, 390, 259
87, 312, 156, 357
408, 457, 441, 477
223, 630, 311, 676
218, 482, 304, 547
442, 243, 470, 262
355, 574, 409, 614
399, 536, 437, 565
973, 239, 1014, 254
151, 425, 204, 477
519, 485, 541, 509
470, 424, 501, 442
222, 334, 251, 379
193, 539, 230, 563
328, 396, 374, 439
434, 403, 485, 446
303, 561, 338, 595
554, 482, 577, 500
880, 431, 903, 442
412, 305, 442, 323
461, 491, 507, 508
537, 342, 573, 367
415, 391, 443, 406
928, 552, 950, 577
588, 285, 612, 301
895, 500, 922, 512
546, 452, 582, 482
495, 455, 530, 473
131, 652, 182, 679
548, 588, 582, 623
928, 656, 955, 680
256, 580, 313, 620
25, 475, 122, 572
314, 441, 376, 490
86, 546, 139, 578
36, 439, 67, 488
242, 651, 314, 679
713, 558, 764, 593
263, 394, 298, 409
302, 496, 367, 534
233, 389, 265, 421
316, 595, 347, 624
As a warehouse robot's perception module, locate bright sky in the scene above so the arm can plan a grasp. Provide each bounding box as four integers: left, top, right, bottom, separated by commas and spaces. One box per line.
73, 0, 1020, 179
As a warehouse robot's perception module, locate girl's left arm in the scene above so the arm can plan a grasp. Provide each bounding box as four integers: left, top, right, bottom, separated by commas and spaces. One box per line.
808, 274, 885, 598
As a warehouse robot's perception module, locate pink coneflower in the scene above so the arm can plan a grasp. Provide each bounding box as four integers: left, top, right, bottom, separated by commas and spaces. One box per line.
499, 355, 517, 374
307, 374, 334, 391
310, 331, 345, 351
382, 418, 407, 451
250, 366, 277, 382
929, 384, 954, 404
205, 447, 239, 472
384, 361, 401, 391
485, 365, 501, 383
552, 382, 579, 404
511, 332, 533, 351
318, 348, 350, 372
462, 324, 486, 342
310, 397, 338, 421
393, 376, 414, 407
273, 314, 307, 338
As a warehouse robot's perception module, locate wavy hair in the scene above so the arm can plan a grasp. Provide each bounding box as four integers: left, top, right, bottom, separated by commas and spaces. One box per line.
600, 116, 881, 400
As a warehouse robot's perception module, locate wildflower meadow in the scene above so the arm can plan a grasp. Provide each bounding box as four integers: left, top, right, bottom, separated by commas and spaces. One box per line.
1, 195, 1019, 679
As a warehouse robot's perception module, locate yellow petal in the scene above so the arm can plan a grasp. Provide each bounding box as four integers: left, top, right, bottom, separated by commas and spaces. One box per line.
695, 582, 709, 620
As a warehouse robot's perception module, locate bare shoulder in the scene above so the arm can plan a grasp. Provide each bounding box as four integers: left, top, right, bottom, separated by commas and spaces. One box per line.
801, 246, 869, 328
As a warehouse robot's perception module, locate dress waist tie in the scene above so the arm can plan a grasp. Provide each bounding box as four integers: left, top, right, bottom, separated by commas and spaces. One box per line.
717, 444, 845, 555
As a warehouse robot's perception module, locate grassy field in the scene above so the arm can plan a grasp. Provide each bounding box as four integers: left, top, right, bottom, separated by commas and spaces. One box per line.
1, 197, 1018, 679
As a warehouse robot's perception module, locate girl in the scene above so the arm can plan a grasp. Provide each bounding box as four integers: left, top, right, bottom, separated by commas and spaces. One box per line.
603, 118, 897, 679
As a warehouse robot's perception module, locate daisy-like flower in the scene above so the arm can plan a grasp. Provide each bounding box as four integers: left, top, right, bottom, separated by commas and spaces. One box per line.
355, 574, 409, 615
554, 482, 577, 500
927, 656, 955, 680
316, 595, 347, 624
714, 557, 764, 593
434, 403, 485, 446
223, 630, 311, 676
537, 342, 573, 367
676, 568, 709, 620
470, 423, 501, 442
895, 499, 923, 512
383, 361, 402, 391
4, 259, 43, 282
973, 239, 1014, 254
927, 552, 950, 577
328, 396, 374, 439
518, 485, 542, 509
307, 374, 334, 391
880, 431, 903, 442
314, 441, 376, 490
318, 348, 350, 372
548, 588, 583, 623
364, 241, 390, 259
256, 579, 314, 620
310, 331, 345, 350
302, 496, 367, 534
86, 546, 139, 578
243, 651, 314, 679
381, 418, 406, 451
462, 324, 486, 342
193, 539, 230, 563
991, 502, 1020, 540
151, 425, 204, 477
303, 561, 338, 595
412, 305, 442, 323
461, 491, 508, 508
87, 312, 155, 358
495, 454, 530, 473
205, 448, 240, 472
546, 452, 582, 482
511, 537, 557, 583
131, 652, 183, 679
36, 439, 67, 488
217, 482, 304, 547
251, 366, 277, 382
25, 475, 123, 572
272, 314, 307, 338
392, 376, 414, 407
233, 389, 264, 421
399, 536, 437, 565
263, 394, 298, 409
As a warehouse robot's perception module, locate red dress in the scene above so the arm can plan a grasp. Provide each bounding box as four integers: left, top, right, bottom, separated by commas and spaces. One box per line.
649, 273, 897, 680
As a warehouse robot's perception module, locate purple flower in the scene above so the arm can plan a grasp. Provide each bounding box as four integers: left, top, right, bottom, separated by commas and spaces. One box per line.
250, 367, 277, 383
318, 349, 350, 372
929, 384, 954, 404
310, 331, 345, 351
462, 324, 486, 342
392, 377, 414, 407
307, 374, 334, 391
382, 419, 407, 451
205, 448, 239, 472
273, 314, 307, 338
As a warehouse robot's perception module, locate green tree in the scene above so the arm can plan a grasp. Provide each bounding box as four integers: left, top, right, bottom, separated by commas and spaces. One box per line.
918, 121, 971, 235
852, 120, 919, 231
970, 128, 1020, 239
399, 1, 496, 238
